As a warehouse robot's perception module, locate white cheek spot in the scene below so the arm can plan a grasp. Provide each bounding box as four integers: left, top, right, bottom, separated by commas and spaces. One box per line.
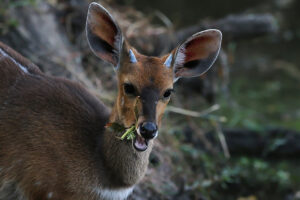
47, 192, 53, 199
129, 49, 137, 63
164, 54, 172, 68
0, 47, 29, 74
93, 186, 134, 200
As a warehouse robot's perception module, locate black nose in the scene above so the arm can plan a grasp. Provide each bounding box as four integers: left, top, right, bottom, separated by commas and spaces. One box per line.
140, 122, 158, 139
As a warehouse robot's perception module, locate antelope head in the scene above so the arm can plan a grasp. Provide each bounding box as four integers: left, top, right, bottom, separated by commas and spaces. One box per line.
86, 3, 222, 151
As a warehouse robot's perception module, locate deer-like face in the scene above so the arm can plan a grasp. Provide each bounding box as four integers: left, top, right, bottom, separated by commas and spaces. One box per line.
86, 3, 222, 151
117, 50, 173, 141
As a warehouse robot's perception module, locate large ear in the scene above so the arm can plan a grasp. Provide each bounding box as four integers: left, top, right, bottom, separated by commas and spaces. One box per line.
86, 2, 123, 67
171, 29, 222, 81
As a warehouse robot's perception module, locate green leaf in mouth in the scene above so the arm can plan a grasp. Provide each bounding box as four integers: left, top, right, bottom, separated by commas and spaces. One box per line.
120, 125, 136, 140
105, 122, 136, 141
105, 96, 140, 141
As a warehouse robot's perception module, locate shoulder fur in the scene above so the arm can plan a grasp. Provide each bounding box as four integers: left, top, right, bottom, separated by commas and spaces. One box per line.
0, 42, 42, 75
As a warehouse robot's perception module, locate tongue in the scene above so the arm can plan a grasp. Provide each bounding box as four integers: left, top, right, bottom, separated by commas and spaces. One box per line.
133, 135, 148, 151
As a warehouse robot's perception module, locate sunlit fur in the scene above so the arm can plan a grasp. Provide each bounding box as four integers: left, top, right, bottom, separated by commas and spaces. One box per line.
110, 46, 174, 129
0, 2, 221, 199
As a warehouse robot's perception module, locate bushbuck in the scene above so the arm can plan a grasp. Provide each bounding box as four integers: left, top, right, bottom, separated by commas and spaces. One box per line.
0, 2, 222, 200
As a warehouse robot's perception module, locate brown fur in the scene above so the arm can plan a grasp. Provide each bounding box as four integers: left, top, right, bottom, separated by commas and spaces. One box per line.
111, 47, 173, 128
0, 42, 172, 199
102, 47, 175, 188
0, 4, 221, 199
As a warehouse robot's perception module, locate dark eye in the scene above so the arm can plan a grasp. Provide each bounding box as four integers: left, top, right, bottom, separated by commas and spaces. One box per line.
163, 89, 173, 98
124, 83, 136, 96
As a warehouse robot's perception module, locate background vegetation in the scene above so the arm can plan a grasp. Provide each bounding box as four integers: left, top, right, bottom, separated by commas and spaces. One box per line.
0, 0, 299, 199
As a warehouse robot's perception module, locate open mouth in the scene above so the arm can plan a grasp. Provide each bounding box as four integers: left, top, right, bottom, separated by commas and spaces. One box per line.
133, 133, 148, 151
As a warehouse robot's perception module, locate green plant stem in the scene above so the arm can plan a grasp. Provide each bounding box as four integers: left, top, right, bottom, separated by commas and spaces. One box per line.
120, 126, 136, 140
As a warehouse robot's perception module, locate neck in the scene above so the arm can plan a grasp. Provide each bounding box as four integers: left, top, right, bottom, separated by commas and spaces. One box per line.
100, 102, 153, 188
109, 102, 121, 124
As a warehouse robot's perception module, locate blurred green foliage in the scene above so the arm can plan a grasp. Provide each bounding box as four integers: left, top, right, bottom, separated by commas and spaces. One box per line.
177, 143, 300, 200
217, 57, 300, 131
1, 0, 299, 199
0, 0, 37, 34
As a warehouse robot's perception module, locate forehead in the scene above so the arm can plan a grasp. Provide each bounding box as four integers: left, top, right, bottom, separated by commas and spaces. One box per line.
119, 54, 173, 90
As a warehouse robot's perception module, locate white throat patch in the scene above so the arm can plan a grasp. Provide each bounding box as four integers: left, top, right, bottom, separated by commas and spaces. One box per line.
93, 186, 134, 200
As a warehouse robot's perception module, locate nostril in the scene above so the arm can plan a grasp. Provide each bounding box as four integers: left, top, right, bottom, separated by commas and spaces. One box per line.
143, 122, 157, 132
140, 122, 158, 139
